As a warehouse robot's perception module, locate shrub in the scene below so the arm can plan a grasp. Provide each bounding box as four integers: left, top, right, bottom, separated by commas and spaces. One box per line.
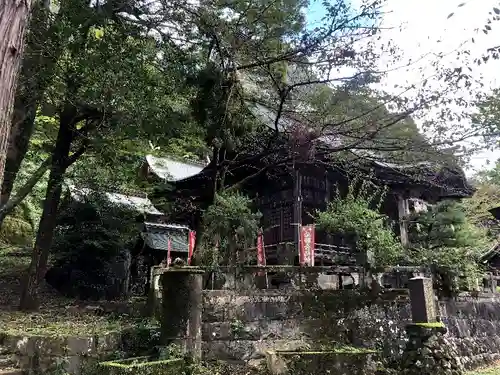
407, 200, 488, 296
315, 178, 403, 266
200, 190, 262, 266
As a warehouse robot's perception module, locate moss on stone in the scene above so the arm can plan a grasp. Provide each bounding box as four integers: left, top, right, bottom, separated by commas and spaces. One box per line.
275, 346, 377, 355
411, 322, 445, 328
99, 356, 184, 375
267, 347, 378, 375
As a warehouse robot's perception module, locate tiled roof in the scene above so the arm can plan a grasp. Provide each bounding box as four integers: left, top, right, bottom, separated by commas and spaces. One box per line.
141, 222, 190, 252
145, 154, 206, 182
69, 185, 163, 215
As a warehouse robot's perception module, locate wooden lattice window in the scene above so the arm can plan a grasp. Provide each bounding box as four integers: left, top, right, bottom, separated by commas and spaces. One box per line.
282, 204, 293, 242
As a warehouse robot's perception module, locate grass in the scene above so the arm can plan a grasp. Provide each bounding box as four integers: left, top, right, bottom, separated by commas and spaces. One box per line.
468, 362, 500, 375
0, 245, 151, 337
0, 310, 148, 336
469, 368, 500, 375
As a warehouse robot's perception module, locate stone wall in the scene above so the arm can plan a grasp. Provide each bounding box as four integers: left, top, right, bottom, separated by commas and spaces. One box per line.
439, 297, 500, 369
201, 289, 500, 370
202, 289, 410, 362
0, 326, 160, 374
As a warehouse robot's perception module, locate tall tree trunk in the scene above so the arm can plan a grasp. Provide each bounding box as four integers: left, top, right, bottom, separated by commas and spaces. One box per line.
1, 2, 64, 210
0, 0, 34, 189
19, 104, 75, 311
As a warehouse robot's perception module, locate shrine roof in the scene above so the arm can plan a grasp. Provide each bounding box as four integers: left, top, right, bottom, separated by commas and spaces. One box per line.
142, 222, 189, 252
145, 154, 207, 182
68, 185, 163, 215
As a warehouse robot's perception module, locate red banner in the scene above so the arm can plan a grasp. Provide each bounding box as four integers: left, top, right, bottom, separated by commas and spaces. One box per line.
188, 230, 196, 265
167, 238, 172, 267
257, 231, 266, 266
300, 225, 315, 266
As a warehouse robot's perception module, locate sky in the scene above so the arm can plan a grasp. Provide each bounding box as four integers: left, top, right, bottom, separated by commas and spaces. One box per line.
306, 0, 500, 176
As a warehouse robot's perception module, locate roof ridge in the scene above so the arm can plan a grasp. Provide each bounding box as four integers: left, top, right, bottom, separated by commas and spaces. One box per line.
146, 153, 208, 167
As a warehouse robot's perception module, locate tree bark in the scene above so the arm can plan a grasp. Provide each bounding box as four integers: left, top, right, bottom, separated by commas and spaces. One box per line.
1, 2, 65, 210
19, 104, 76, 311
0, 0, 34, 190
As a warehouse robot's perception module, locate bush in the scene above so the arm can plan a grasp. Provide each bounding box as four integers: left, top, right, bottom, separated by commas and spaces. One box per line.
46, 190, 139, 299
315, 179, 403, 266
200, 190, 262, 266
0, 202, 36, 246
407, 200, 488, 296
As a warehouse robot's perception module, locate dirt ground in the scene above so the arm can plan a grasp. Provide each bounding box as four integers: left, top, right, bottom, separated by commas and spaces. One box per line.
0, 245, 149, 336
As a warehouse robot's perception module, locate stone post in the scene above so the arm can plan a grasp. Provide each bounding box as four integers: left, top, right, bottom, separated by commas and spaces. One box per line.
160, 267, 205, 360
408, 277, 437, 323
147, 266, 167, 319
491, 274, 498, 294
400, 277, 464, 375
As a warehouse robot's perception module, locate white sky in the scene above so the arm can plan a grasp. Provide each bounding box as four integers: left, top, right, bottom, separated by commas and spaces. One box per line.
371, 0, 500, 176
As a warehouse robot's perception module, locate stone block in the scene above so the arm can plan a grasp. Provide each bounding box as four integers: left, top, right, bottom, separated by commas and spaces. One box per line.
66, 336, 95, 355
265, 350, 377, 375
408, 277, 437, 323
42, 336, 69, 357
95, 332, 121, 353
202, 339, 308, 361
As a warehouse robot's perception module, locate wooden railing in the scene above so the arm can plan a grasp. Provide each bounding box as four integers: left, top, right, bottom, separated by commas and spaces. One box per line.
243, 241, 356, 265
314, 243, 356, 265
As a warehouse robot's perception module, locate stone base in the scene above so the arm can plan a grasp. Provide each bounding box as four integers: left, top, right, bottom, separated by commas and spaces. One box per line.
400, 324, 463, 375
265, 350, 377, 375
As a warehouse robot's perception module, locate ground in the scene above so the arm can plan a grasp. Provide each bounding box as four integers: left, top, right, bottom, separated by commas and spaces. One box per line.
468, 363, 500, 375
0, 245, 148, 336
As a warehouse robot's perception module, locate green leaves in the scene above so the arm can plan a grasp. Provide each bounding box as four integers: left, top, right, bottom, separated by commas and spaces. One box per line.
315, 178, 402, 266
407, 200, 488, 296
201, 191, 262, 265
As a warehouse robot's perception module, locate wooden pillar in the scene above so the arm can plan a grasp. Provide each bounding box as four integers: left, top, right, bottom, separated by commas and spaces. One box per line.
397, 193, 410, 247
324, 171, 330, 205
293, 168, 302, 254
160, 267, 204, 360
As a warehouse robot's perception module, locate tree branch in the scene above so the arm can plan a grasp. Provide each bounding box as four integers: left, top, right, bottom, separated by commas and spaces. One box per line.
0, 156, 53, 221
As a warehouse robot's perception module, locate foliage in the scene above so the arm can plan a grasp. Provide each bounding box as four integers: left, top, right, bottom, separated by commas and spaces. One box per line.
52, 190, 139, 261
462, 180, 500, 240
0, 204, 34, 246
47, 190, 140, 299
200, 191, 262, 265
315, 178, 403, 266
407, 200, 489, 296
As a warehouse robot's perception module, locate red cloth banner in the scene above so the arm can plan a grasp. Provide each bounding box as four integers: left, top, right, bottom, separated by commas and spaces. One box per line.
257, 231, 266, 266
300, 225, 315, 266
188, 230, 196, 265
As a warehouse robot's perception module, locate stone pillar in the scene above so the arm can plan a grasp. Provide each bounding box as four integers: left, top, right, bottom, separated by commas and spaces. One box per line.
147, 266, 166, 318
160, 267, 204, 360
399, 277, 463, 374
397, 194, 410, 247
408, 277, 437, 323
491, 274, 498, 293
